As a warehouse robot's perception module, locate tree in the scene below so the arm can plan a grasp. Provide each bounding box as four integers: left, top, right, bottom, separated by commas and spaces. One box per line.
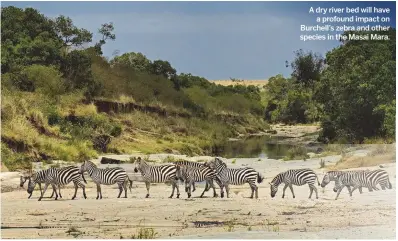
317, 28, 396, 142
110, 52, 152, 72
53, 15, 93, 47
1, 7, 63, 73
94, 22, 116, 55
291, 49, 325, 88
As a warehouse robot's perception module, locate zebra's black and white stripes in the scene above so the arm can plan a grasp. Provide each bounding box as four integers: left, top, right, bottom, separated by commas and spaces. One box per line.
321, 170, 372, 194
80, 160, 133, 199
175, 164, 224, 198
174, 160, 211, 193
333, 169, 393, 200
27, 166, 87, 201
134, 157, 180, 198
204, 157, 264, 198
20, 171, 56, 199
269, 169, 320, 199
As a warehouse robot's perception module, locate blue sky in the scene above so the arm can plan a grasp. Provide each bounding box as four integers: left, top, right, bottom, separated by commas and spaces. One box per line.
2, 1, 396, 80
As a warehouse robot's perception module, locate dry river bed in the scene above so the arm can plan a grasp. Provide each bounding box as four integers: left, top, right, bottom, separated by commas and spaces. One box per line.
1, 154, 396, 239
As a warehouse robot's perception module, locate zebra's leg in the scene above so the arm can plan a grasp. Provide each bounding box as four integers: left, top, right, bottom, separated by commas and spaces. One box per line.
308, 184, 318, 199
192, 182, 196, 192
225, 184, 230, 198
282, 184, 288, 198
335, 187, 344, 200
288, 184, 296, 198
96, 183, 101, 200
58, 185, 62, 198
117, 183, 123, 198
175, 180, 180, 198
50, 184, 55, 198
145, 182, 151, 198
346, 185, 352, 196
38, 183, 50, 201
249, 182, 257, 199
72, 182, 78, 200
208, 180, 218, 198
77, 181, 87, 199
123, 180, 128, 198
39, 183, 43, 196
51, 184, 58, 200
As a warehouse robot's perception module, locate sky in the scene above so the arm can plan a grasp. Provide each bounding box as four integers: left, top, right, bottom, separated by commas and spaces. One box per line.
2, 1, 396, 80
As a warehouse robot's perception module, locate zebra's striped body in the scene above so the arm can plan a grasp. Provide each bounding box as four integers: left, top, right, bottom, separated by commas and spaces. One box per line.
20, 171, 57, 199
333, 169, 392, 200
321, 170, 372, 194
175, 164, 224, 198
134, 157, 180, 198
270, 169, 320, 199
80, 160, 133, 199
27, 166, 87, 201
174, 160, 211, 192
204, 157, 264, 199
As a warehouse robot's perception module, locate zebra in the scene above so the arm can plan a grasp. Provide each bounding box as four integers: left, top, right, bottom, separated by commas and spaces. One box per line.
133, 157, 180, 198
321, 170, 372, 194
20, 171, 57, 199
269, 169, 320, 199
80, 160, 133, 199
174, 160, 211, 193
203, 157, 264, 199
27, 166, 87, 201
175, 164, 224, 198
333, 169, 392, 200
365, 169, 392, 190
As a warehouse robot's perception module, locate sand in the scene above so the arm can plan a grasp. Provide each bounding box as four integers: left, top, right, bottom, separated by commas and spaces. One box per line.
1, 153, 396, 239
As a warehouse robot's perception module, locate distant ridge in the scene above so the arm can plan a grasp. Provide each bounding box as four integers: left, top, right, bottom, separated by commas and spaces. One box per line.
210, 79, 268, 87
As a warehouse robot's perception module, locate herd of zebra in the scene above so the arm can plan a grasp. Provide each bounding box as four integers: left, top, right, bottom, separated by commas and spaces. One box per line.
19, 157, 393, 201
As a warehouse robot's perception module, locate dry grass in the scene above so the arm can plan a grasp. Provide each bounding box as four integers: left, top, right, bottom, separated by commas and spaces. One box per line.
210, 80, 268, 88
327, 144, 396, 170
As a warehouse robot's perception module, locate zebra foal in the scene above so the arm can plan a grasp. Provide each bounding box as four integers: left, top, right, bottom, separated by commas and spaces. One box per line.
80, 160, 133, 199
134, 157, 180, 198
27, 166, 87, 201
175, 164, 224, 198
269, 169, 320, 199
204, 157, 264, 199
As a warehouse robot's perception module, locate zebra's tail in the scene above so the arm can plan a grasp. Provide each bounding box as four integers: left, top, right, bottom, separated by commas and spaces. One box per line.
316, 175, 320, 186
388, 179, 393, 189
257, 172, 264, 184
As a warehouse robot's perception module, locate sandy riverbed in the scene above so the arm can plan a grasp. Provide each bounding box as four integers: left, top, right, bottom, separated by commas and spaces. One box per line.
1, 152, 396, 239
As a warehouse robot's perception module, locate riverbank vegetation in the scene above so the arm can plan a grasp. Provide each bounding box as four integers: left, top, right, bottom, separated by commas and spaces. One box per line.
1, 6, 395, 170
264, 29, 395, 144
1, 6, 268, 170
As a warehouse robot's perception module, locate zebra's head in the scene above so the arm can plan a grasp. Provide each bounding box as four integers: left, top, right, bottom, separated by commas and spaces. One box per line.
333, 174, 344, 192
269, 182, 278, 198
27, 172, 38, 194
134, 157, 143, 173
174, 164, 185, 182
19, 175, 29, 188
320, 173, 331, 188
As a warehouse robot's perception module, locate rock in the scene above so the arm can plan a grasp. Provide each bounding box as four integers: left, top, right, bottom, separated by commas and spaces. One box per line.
379, 164, 385, 168
100, 157, 122, 164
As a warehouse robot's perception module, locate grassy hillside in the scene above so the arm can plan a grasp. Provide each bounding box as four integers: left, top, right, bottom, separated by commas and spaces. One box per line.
0, 6, 269, 171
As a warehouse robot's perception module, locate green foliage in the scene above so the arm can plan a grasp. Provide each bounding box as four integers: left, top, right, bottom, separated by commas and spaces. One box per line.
317, 28, 396, 143
264, 75, 322, 124
291, 49, 325, 88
